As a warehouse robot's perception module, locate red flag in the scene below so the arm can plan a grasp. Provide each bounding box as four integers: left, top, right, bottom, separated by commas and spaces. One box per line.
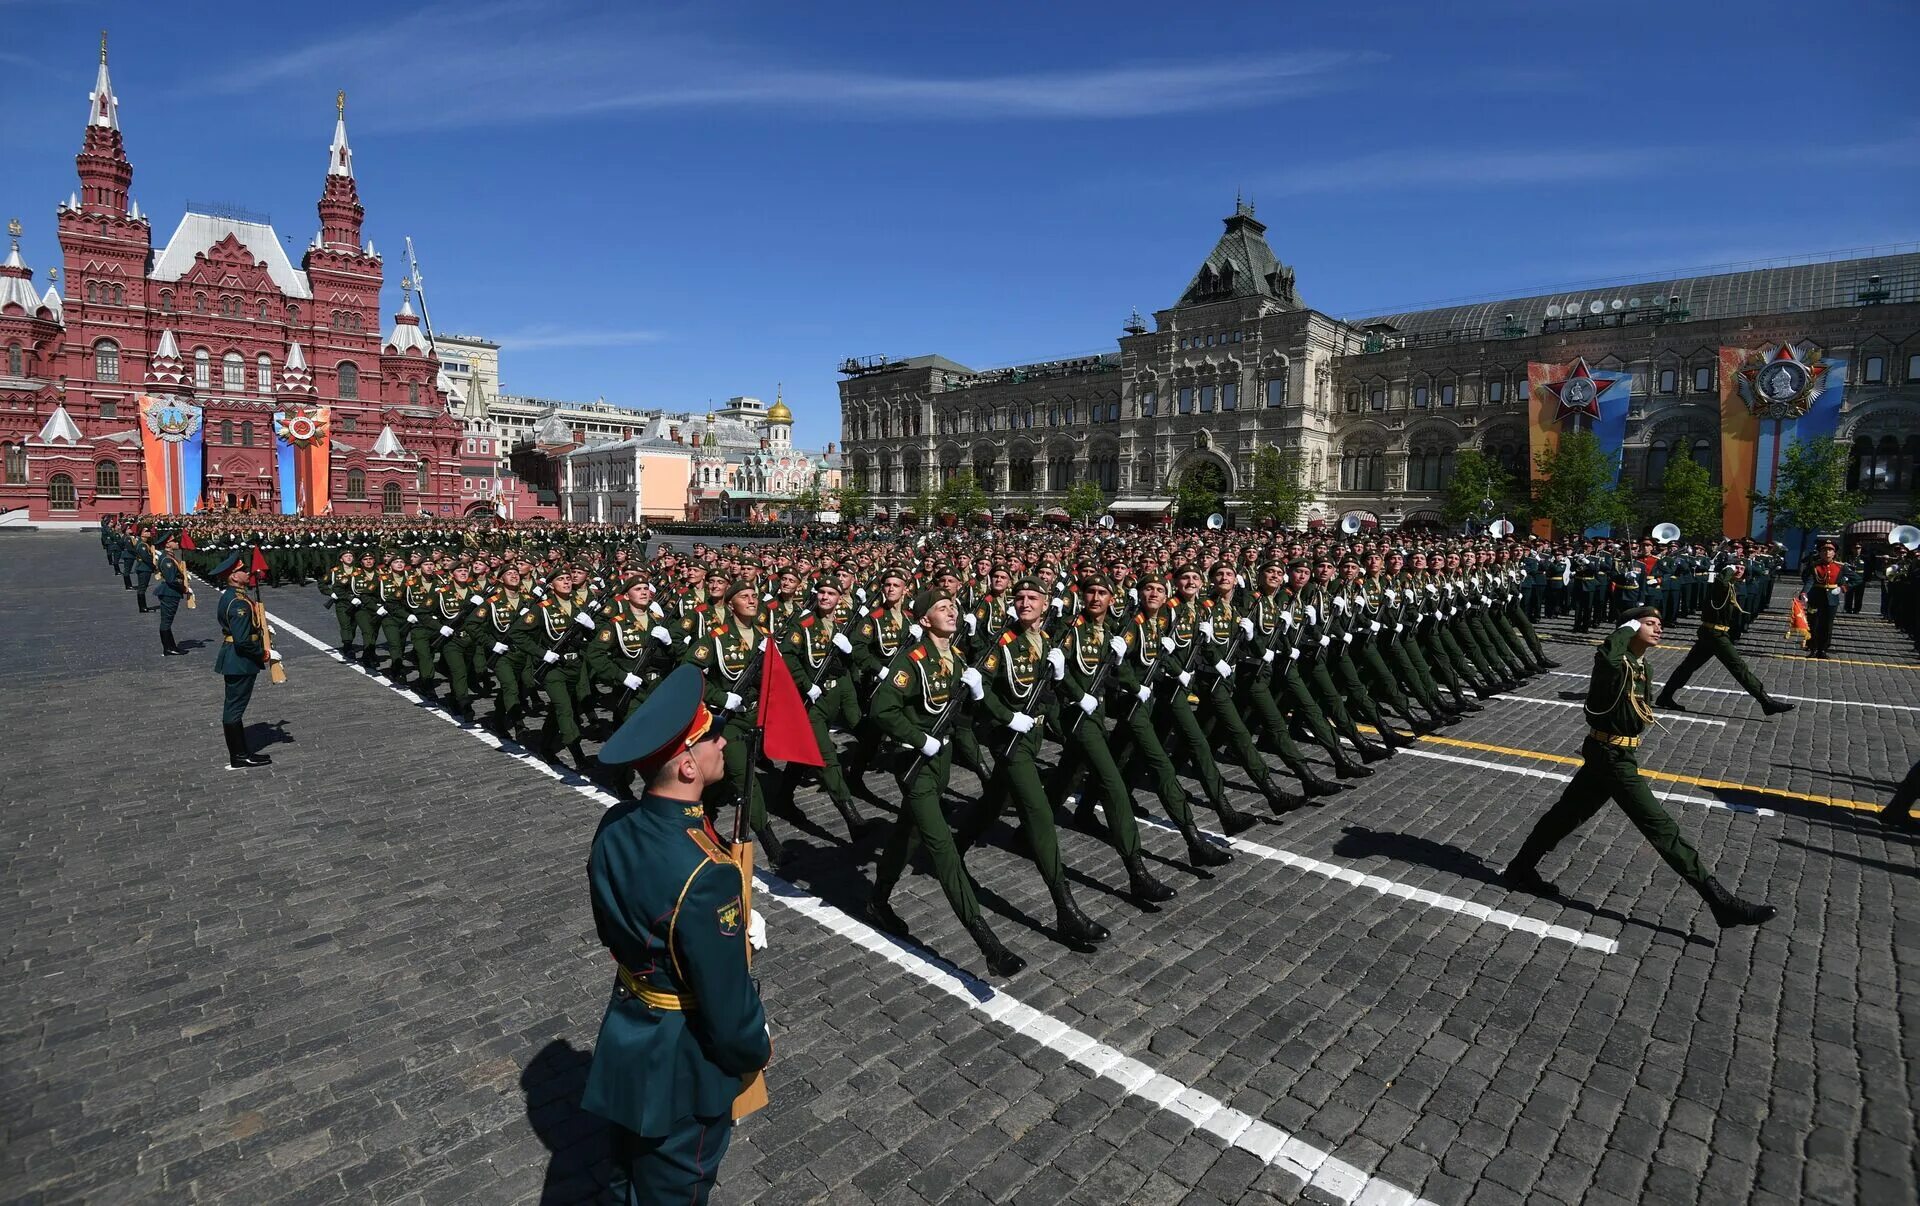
180, 531, 196, 550
756, 641, 823, 767
250, 547, 270, 577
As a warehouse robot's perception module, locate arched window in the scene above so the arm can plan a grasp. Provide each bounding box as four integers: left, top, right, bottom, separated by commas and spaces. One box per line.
47, 472, 76, 511
159, 290, 173, 313
338, 362, 359, 399
220, 419, 234, 446
111, 284, 123, 305
416, 462, 428, 494
257, 354, 272, 390
382, 481, 403, 514
1646, 440, 1670, 485
408, 382, 420, 406
345, 469, 366, 500
287, 304, 300, 325
94, 460, 120, 496
1340, 448, 1385, 492
1408, 445, 1454, 492
93, 339, 120, 382
1690, 438, 1713, 472
194, 349, 211, 389
257, 301, 268, 320
222, 352, 244, 391
2, 442, 25, 483
240, 420, 254, 448
6, 343, 21, 376
193, 292, 207, 313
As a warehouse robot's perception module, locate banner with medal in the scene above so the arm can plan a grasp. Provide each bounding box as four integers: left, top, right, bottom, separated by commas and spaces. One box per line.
136, 395, 205, 514
274, 405, 332, 515
1718, 343, 1846, 543
1525, 357, 1632, 537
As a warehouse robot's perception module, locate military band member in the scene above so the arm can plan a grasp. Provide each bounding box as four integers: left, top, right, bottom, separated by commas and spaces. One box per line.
1800, 538, 1851, 659
586, 665, 771, 1206
1501, 607, 1776, 930
155, 532, 194, 656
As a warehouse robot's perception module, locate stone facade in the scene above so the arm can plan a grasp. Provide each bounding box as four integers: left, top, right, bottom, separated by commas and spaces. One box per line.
837, 203, 1920, 538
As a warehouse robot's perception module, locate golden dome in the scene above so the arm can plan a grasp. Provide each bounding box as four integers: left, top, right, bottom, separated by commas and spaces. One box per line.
766, 387, 793, 424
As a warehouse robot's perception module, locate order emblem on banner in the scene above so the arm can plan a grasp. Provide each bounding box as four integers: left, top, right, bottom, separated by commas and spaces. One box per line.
274, 406, 329, 448
142, 399, 203, 443
1731, 343, 1830, 421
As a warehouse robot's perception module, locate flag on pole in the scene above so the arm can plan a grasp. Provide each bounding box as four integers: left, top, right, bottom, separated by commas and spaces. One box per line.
755, 641, 823, 767
180, 531, 196, 550
250, 547, 270, 578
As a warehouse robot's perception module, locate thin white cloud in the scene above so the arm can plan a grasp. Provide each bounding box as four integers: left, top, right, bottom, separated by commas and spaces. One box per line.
196, 3, 1373, 127
493, 326, 670, 352
1262, 146, 1681, 196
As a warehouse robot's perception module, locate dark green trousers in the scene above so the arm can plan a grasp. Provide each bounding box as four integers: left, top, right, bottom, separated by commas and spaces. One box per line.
873, 743, 982, 926
1272, 663, 1344, 755
333, 601, 357, 647
1662, 630, 1768, 702
1108, 698, 1201, 828
610, 1116, 733, 1206
221, 672, 257, 725
955, 729, 1066, 892
1510, 738, 1708, 889
1054, 711, 1141, 859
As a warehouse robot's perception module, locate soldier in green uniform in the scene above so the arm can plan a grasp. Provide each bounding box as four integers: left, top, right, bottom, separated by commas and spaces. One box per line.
398, 556, 440, 697
481, 568, 532, 738
1655, 559, 1795, 715
683, 582, 788, 862
864, 588, 1026, 977
211, 554, 275, 771
1500, 607, 1776, 929
770, 580, 873, 842
586, 665, 771, 1206
154, 532, 194, 657
323, 551, 360, 656
585, 577, 677, 731
429, 563, 489, 723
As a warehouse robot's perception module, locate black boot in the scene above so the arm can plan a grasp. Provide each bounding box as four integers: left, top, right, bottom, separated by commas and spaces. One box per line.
1352, 738, 1391, 764
1405, 711, 1437, 736
1452, 694, 1483, 713
566, 741, 590, 773
1699, 876, 1776, 929
831, 794, 878, 843
1123, 852, 1175, 904
1258, 777, 1303, 816
1379, 725, 1416, 749
1437, 710, 1464, 727
751, 823, 787, 869
1499, 861, 1556, 897
1333, 753, 1375, 779
1212, 795, 1259, 834
1760, 698, 1796, 716
1287, 760, 1342, 797
161, 631, 189, 656
866, 896, 911, 938
963, 916, 1026, 977
224, 723, 270, 768
1655, 688, 1683, 710
1049, 879, 1109, 944
137, 595, 151, 613
1540, 656, 1562, 668
1182, 823, 1232, 868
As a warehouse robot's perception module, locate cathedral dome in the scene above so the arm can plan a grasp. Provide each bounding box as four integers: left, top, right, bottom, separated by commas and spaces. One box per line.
765, 389, 792, 424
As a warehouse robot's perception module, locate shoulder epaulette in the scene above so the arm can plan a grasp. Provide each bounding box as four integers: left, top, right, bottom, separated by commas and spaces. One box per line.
998, 630, 1016, 645
871, 607, 886, 619
684, 825, 730, 865
909, 645, 926, 661
695, 602, 708, 613
1074, 615, 1085, 626
1202, 598, 1216, 609
712, 624, 728, 636
800, 613, 816, 628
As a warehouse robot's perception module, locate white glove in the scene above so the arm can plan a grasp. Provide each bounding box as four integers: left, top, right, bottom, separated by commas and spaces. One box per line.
1369, 621, 1381, 633
909, 623, 924, 639
492, 641, 509, 655
1213, 659, 1232, 678
747, 911, 767, 951
268, 650, 282, 663
376, 606, 388, 617
469, 593, 486, 606
1304, 605, 1318, 624
1289, 647, 1300, 661
1047, 647, 1067, 678
351, 597, 362, 606
652, 625, 672, 645
1136, 685, 1152, 703
724, 692, 744, 712
1385, 589, 1399, 603
542, 650, 561, 665
575, 611, 597, 630
1109, 636, 1129, 657
832, 632, 853, 654
406, 613, 419, 624
1078, 693, 1098, 715
438, 625, 455, 638
1007, 712, 1035, 734
1621, 620, 1641, 633
1262, 648, 1275, 663
964, 614, 978, 634
920, 735, 942, 757
1342, 633, 1352, 644
807, 684, 823, 702
1177, 671, 1193, 687
1160, 636, 1176, 653
1318, 635, 1330, 647
1448, 607, 1458, 617
623, 673, 643, 690
1706, 572, 1717, 583
960, 667, 984, 700
1280, 611, 1294, 631
1394, 623, 1404, 633
1198, 620, 1215, 640
1238, 617, 1255, 637
1334, 597, 1348, 613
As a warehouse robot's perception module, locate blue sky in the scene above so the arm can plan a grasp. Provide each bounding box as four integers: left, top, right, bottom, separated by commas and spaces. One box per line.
5, 0, 1916, 450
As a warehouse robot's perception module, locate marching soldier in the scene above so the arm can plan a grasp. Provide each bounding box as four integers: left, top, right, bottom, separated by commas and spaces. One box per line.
1656, 559, 1795, 715
771, 579, 874, 842
683, 581, 788, 863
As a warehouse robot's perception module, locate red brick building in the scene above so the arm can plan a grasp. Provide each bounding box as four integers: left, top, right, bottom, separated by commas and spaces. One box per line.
0, 39, 464, 524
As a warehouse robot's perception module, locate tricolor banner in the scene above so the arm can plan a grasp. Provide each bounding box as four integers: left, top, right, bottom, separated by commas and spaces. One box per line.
1718, 344, 1846, 544
1526, 357, 1632, 538
136, 394, 204, 514
274, 406, 332, 515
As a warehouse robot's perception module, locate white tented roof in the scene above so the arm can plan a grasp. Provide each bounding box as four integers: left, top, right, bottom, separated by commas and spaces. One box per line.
150, 212, 313, 299
37, 405, 83, 444
370, 424, 409, 458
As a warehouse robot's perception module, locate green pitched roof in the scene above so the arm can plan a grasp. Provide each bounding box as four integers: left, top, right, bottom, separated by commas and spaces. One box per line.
1176, 202, 1301, 310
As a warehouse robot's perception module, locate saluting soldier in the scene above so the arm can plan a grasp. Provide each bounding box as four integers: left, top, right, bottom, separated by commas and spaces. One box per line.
1500, 607, 1776, 930
585, 665, 772, 1206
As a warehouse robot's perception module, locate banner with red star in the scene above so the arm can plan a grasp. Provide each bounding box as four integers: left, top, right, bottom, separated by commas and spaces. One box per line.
1525, 357, 1632, 537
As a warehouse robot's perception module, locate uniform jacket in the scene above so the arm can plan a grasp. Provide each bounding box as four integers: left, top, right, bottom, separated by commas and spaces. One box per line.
214, 589, 265, 676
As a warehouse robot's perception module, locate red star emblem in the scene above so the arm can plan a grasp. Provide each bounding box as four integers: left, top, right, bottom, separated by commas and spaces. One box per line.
1546, 357, 1606, 422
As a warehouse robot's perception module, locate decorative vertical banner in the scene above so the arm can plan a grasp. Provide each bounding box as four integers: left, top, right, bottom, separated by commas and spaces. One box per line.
1720, 343, 1846, 544
273, 405, 332, 515
1526, 357, 1632, 538
137, 394, 205, 514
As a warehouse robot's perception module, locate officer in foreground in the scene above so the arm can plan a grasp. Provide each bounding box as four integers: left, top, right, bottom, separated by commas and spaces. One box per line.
586, 664, 771, 1205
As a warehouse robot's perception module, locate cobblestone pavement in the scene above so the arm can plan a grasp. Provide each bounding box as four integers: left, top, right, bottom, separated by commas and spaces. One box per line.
3, 531, 1916, 1206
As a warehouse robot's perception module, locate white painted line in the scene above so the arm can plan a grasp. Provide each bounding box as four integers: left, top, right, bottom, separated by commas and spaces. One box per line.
1127, 812, 1619, 954
1397, 747, 1776, 818
1499, 694, 1727, 726
266, 607, 1438, 1206
1549, 670, 1920, 713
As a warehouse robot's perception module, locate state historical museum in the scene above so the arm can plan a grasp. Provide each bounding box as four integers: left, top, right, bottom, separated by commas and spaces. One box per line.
0, 39, 464, 523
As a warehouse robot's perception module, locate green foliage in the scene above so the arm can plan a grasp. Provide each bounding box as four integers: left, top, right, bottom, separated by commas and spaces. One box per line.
1657, 454, 1724, 543
933, 470, 989, 520
1749, 435, 1864, 561
783, 476, 825, 521
1173, 462, 1228, 528
1533, 429, 1638, 538
1441, 449, 1522, 526
1237, 446, 1315, 528
1062, 480, 1109, 525
830, 479, 870, 523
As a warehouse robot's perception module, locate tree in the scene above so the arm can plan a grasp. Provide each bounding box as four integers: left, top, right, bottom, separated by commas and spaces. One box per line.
783, 476, 824, 523
1750, 435, 1863, 563
830, 479, 869, 523
1440, 448, 1523, 527
1062, 480, 1108, 526
934, 470, 989, 521
1533, 429, 1638, 538
1172, 462, 1228, 528
1657, 455, 1724, 544
1238, 446, 1314, 528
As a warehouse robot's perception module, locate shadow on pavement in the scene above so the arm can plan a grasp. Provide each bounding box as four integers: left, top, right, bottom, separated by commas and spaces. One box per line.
522, 1038, 611, 1205
1331, 825, 1711, 947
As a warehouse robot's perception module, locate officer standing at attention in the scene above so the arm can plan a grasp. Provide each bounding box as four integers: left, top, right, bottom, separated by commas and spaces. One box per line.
212, 554, 277, 770
1500, 606, 1775, 930
155, 532, 194, 657
1800, 538, 1850, 658
586, 664, 771, 1206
